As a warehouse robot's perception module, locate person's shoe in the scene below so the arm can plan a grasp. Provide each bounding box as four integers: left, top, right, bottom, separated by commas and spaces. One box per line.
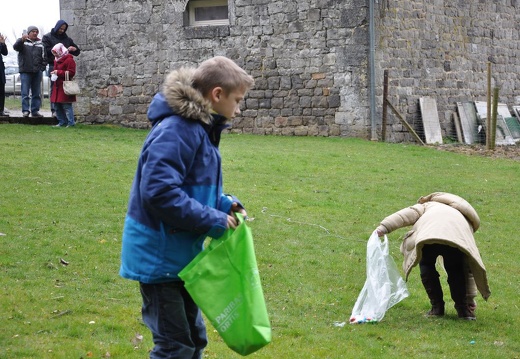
426, 303, 445, 317
23, 111, 30, 117
53, 124, 65, 128
31, 112, 44, 118
455, 304, 476, 320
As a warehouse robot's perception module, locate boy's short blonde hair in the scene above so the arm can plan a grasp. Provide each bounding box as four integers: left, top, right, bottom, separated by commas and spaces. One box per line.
192, 56, 254, 96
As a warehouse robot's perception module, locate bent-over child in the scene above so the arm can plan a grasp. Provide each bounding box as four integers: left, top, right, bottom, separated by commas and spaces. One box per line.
376, 192, 490, 320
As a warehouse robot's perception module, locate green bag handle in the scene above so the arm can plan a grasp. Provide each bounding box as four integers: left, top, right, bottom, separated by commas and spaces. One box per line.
207, 213, 246, 250
234, 212, 246, 224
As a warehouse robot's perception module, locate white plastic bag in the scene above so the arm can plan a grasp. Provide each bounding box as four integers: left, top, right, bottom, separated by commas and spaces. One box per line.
350, 231, 409, 324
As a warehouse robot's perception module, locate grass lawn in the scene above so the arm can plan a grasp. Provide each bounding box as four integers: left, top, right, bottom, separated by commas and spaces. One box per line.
0, 124, 518, 358
4, 96, 52, 112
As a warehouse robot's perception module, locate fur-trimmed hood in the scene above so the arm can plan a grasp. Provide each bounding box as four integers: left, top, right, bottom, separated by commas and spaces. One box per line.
147, 68, 213, 125
417, 192, 480, 232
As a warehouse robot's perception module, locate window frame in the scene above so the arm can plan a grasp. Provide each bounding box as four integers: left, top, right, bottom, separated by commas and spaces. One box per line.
188, 0, 229, 27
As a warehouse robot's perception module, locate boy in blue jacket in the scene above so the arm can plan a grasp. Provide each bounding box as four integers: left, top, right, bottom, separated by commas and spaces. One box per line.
120, 56, 254, 358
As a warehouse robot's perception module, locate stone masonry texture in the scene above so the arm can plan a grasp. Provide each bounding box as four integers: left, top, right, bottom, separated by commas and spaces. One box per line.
62, 0, 520, 142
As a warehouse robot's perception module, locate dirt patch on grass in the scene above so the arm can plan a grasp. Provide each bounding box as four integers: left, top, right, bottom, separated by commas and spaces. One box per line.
434, 143, 520, 162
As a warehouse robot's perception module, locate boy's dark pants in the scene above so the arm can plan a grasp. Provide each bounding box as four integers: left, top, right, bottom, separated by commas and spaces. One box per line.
419, 244, 466, 313
140, 281, 207, 359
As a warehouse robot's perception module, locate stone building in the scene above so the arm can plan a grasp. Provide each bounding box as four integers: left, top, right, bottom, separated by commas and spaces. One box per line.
62, 0, 520, 142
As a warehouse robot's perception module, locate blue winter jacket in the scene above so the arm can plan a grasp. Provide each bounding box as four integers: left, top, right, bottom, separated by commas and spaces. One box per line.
120, 68, 238, 283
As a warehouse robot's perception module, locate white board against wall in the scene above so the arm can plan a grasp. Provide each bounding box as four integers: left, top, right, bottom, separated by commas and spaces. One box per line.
419, 97, 443, 144
456, 102, 479, 144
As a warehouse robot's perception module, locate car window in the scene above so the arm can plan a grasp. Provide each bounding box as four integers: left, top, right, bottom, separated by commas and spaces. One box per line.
5, 67, 19, 76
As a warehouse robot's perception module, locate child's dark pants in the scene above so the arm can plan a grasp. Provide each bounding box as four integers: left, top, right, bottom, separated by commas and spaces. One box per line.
140, 281, 207, 359
419, 243, 466, 315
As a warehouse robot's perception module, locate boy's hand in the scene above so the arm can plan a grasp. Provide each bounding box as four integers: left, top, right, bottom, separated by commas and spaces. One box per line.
227, 215, 238, 229
230, 202, 247, 217
227, 202, 248, 229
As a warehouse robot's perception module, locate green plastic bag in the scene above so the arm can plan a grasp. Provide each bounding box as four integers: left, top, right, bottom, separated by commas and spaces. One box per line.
179, 214, 271, 356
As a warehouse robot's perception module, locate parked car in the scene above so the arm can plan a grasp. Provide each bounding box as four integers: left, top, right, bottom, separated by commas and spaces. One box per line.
4, 65, 51, 97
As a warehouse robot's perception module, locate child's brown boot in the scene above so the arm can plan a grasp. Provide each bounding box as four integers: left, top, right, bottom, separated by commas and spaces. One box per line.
455, 304, 476, 320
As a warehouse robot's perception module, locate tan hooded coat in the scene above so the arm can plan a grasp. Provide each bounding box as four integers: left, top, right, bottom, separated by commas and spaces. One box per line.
376, 192, 490, 301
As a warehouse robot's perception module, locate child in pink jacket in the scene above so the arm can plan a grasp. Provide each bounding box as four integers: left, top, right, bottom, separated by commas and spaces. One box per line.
50, 43, 76, 127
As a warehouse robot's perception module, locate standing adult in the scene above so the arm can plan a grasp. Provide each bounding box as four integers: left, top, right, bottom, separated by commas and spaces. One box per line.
50, 43, 76, 127
0, 33, 8, 117
13, 26, 47, 118
42, 20, 81, 118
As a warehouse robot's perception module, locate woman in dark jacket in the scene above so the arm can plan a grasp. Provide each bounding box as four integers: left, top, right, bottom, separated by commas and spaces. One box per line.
50, 43, 76, 127
0, 33, 8, 117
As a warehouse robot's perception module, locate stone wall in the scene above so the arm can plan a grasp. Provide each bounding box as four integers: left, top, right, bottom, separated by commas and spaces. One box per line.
62, 0, 520, 142
61, 0, 370, 137
375, 0, 520, 142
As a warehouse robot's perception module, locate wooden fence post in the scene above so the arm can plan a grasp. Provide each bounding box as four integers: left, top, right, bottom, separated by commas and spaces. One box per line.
486, 62, 492, 149
382, 70, 388, 142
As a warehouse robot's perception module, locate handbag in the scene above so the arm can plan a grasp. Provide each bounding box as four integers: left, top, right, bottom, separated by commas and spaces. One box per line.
349, 230, 409, 324
179, 214, 271, 356
63, 71, 81, 95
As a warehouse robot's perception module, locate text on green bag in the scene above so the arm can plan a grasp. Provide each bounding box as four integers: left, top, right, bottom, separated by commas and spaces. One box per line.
215, 294, 244, 332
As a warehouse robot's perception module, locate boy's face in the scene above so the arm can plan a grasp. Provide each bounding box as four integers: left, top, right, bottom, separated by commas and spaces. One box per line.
210, 87, 247, 120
